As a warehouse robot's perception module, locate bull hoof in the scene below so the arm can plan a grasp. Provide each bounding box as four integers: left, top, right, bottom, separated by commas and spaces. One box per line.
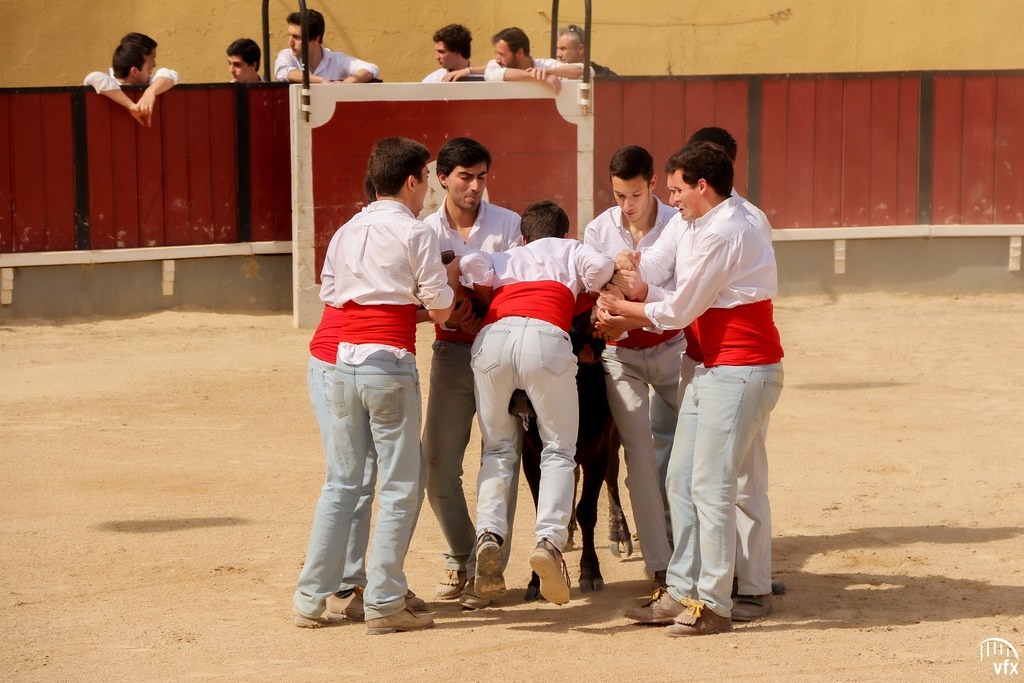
578, 576, 604, 593
609, 538, 633, 558
524, 584, 542, 601
771, 579, 786, 596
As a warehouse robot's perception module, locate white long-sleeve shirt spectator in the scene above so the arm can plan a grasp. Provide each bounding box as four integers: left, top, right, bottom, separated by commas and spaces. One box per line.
320, 199, 453, 362
83, 67, 180, 93
274, 47, 380, 82
639, 196, 777, 332
460, 237, 613, 296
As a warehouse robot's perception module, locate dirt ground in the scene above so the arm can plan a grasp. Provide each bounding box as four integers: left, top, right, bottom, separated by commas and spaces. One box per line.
2, 292, 1023, 681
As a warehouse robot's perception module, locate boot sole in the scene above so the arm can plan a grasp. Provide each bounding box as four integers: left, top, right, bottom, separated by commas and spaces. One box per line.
530, 548, 569, 605
475, 541, 506, 599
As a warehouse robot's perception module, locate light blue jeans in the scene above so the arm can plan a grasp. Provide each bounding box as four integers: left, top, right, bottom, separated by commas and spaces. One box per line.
472, 317, 578, 550
305, 356, 376, 592
665, 362, 783, 617
294, 351, 425, 621
601, 332, 685, 572
422, 340, 518, 572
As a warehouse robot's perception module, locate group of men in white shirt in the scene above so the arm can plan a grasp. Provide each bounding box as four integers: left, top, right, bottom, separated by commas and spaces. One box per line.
290, 129, 784, 637
82, 12, 604, 130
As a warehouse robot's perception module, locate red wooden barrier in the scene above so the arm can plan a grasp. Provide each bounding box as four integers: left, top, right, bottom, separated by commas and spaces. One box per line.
309, 97, 577, 275
0, 74, 1021, 255
0, 92, 77, 252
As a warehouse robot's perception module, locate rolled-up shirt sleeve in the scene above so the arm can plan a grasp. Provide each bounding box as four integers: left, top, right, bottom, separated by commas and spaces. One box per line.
152, 67, 179, 84
483, 60, 506, 82
84, 71, 120, 93
459, 249, 494, 288
342, 54, 380, 80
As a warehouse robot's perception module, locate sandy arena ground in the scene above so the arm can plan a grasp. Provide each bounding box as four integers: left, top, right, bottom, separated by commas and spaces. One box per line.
2, 292, 1023, 681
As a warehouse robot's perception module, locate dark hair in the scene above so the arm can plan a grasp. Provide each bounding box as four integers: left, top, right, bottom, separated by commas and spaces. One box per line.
111, 41, 149, 79
557, 25, 585, 43
520, 200, 569, 243
436, 137, 491, 177
120, 32, 157, 53
609, 145, 654, 182
433, 23, 472, 59
664, 141, 734, 198
227, 38, 261, 67
492, 27, 530, 56
362, 172, 377, 204
287, 9, 325, 41
367, 137, 430, 198
687, 127, 738, 162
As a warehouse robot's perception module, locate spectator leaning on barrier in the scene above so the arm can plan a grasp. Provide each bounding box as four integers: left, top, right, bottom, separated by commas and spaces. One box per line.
447, 27, 583, 93
83, 32, 179, 127
274, 8, 380, 83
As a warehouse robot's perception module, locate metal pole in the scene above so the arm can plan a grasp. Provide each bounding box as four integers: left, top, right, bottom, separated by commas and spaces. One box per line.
298, 0, 310, 122
550, 0, 561, 58
261, 0, 271, 82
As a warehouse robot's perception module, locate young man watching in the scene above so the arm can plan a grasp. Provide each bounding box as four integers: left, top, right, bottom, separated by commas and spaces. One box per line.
420, 138, 522, 609
582, 145, 681, 591
423, 24, 473, 83
274, 8, 380, 83
598, 141, 784, 636
292, 137, 454, 634
84, 33, 179, 127
227, 38, 262, 83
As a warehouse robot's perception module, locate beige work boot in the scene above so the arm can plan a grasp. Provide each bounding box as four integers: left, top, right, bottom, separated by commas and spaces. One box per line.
364, 608, 434, 635
529, 538, 570, 605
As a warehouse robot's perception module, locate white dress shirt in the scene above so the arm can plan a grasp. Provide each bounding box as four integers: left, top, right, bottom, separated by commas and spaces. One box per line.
422, 200, 522, 256
320, 199, 453, 362
274, 46, 380, 82
460, 237, 613, 297
483, 57, 561, 82
83, 67, 180, 93
639, 196, 777, 331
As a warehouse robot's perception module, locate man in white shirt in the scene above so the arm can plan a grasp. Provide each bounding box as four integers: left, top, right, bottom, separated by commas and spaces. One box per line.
227, 38, 262, 83
292, 137, 454, 635
583, 146, 681, 591
83, 33, 179, 127
459, 201, 614, 607
274, 9, 380, 83
685, 127, 777, 622
598, 141, 784, 636
422, 24, 473, 83
446, 27, 582, 93
420, 138, 522, 609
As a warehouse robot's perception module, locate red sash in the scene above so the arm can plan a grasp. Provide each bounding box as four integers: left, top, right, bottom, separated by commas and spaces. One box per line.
338, 302, 419, 354
482, 281, 576, 333
691, 299, 783, 367
309, 304, 344, 363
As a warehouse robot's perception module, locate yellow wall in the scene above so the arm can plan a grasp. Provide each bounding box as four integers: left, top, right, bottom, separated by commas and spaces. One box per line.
1, 0, 1021, 87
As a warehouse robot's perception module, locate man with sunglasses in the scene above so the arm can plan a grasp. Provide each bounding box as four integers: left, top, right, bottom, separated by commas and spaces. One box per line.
556, 25, 616, 77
